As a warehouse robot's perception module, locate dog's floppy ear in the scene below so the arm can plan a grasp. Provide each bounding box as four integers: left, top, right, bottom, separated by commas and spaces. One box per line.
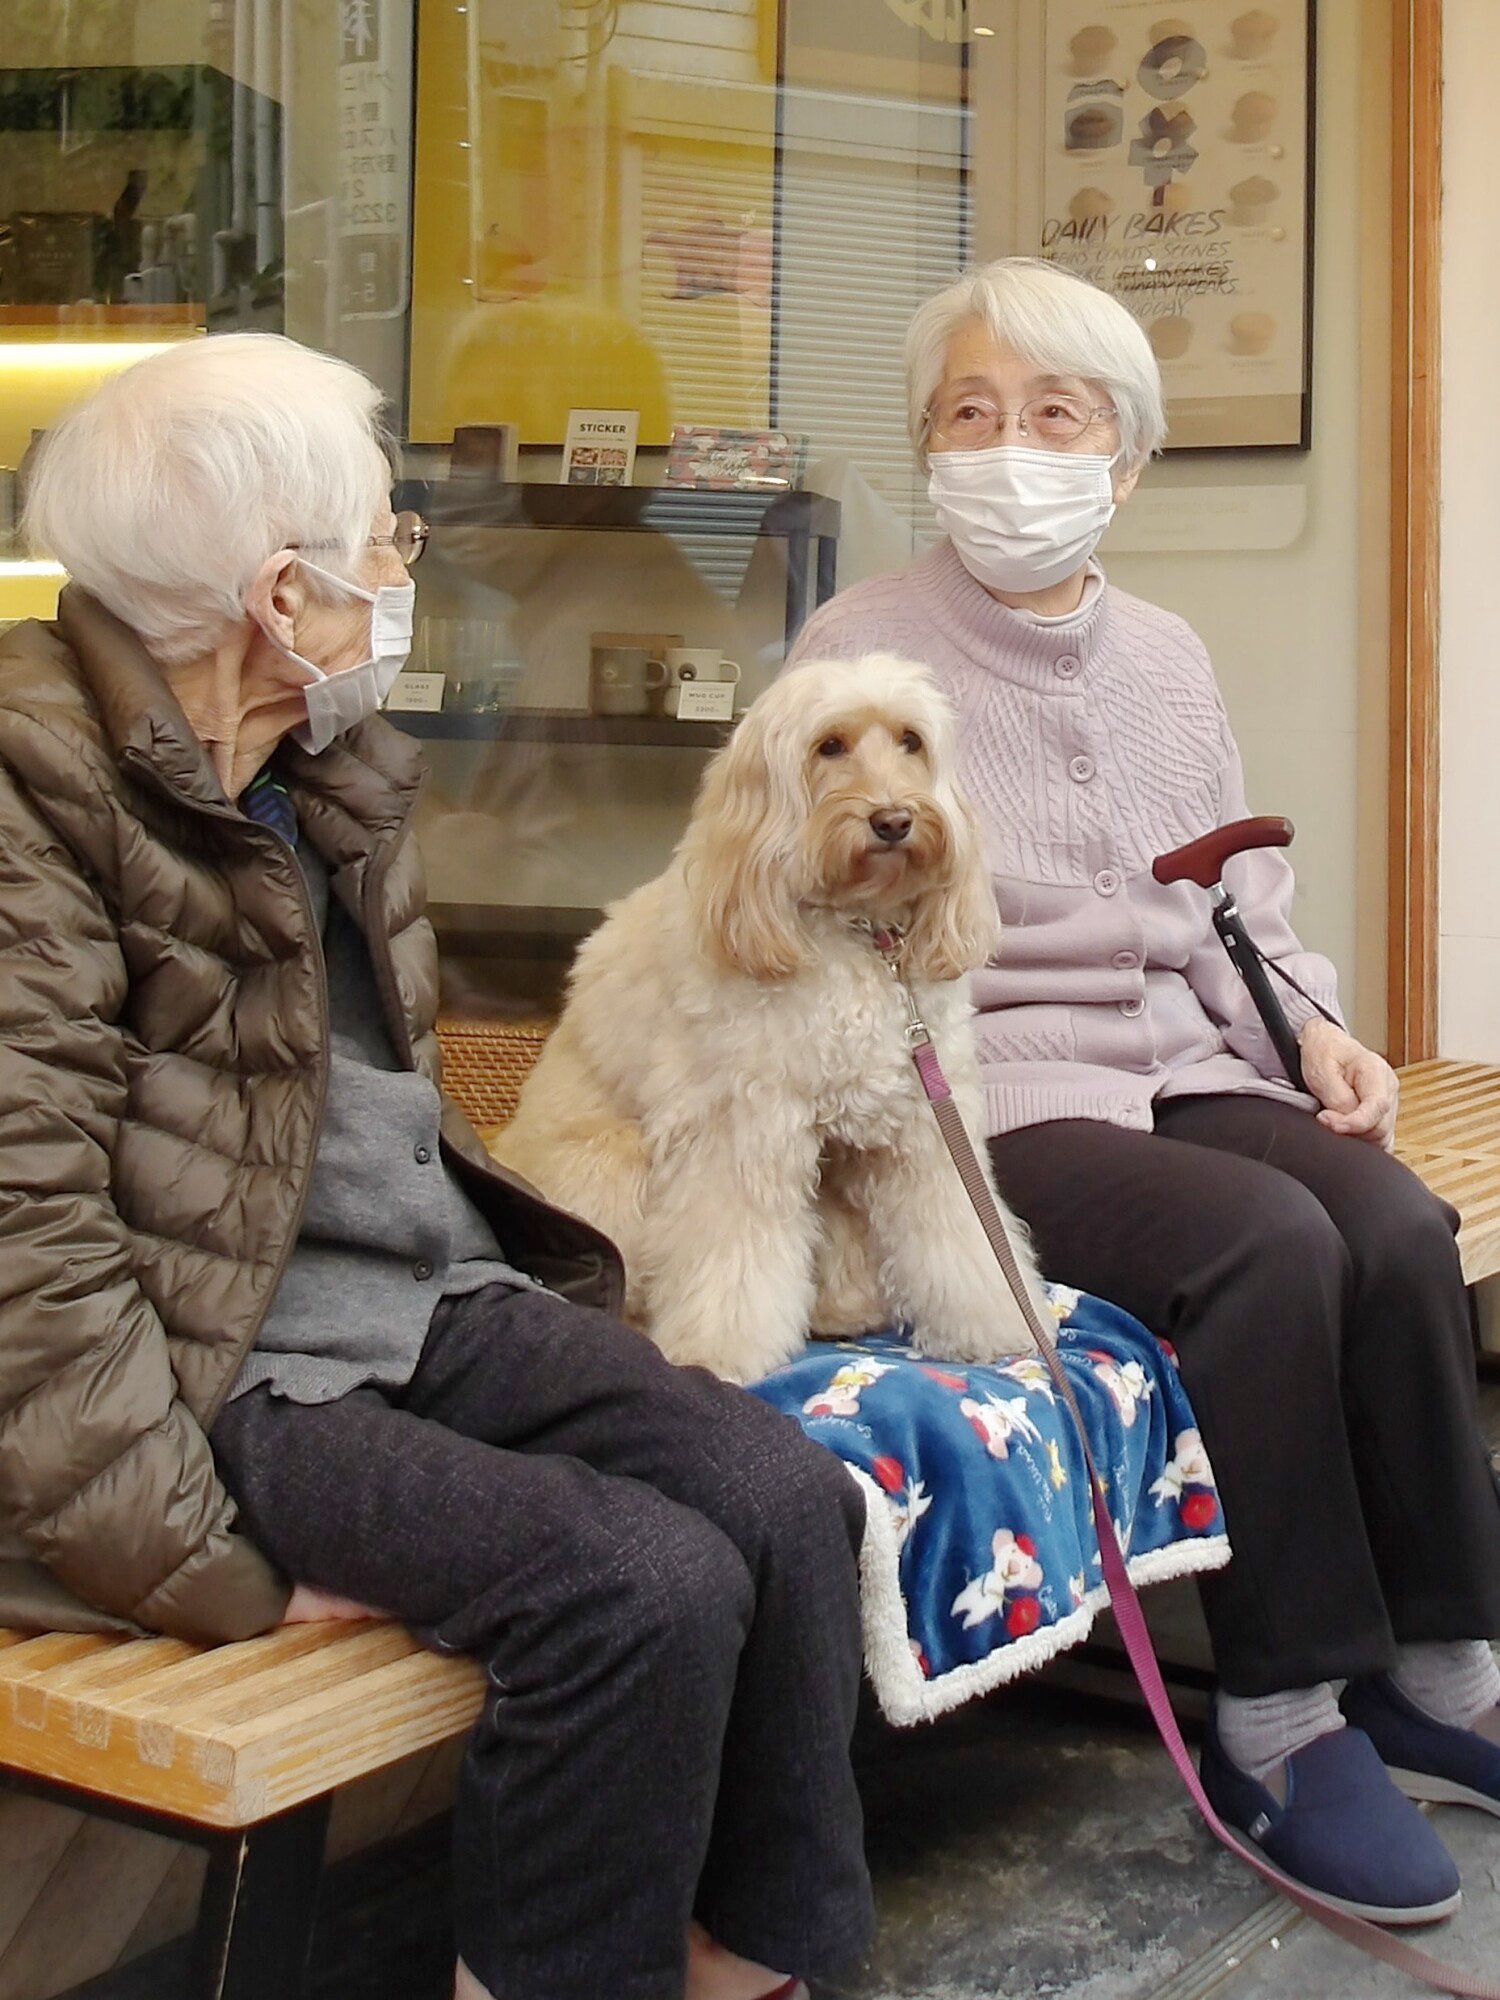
901, 773, 1002, 984
681, 703, 810, 980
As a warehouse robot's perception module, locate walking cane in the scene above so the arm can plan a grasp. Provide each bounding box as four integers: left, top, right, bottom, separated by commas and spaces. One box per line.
1152, 815, 1335, 1093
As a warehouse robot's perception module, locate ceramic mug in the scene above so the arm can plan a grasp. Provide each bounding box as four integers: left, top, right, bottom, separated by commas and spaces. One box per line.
661, 648, 742, 718
589, 640, 671, 717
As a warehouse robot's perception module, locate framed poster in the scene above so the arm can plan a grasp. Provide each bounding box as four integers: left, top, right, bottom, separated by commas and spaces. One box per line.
1036, 3, 1314, 449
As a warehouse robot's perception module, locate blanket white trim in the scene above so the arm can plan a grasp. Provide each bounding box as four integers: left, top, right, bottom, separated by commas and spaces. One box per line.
848, 1465, 1232, 1728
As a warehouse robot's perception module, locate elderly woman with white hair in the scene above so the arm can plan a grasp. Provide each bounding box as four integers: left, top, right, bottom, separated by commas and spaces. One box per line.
0, 332, 874, 2000
791, 256, 1500, 1923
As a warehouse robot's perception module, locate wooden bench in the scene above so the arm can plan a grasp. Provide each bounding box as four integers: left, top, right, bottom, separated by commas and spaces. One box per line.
3, 1032, 1496, 1998
0, 1627, 483, 1997
1393, 1058, 1500, 1287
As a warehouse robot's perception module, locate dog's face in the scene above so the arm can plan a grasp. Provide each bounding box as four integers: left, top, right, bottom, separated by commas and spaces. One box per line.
800, 701, 951, 914
682, 655, 1002, 983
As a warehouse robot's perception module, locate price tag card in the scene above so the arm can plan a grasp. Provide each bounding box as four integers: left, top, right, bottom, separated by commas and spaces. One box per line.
385, 672, 447, 713
674, 681, 737, 723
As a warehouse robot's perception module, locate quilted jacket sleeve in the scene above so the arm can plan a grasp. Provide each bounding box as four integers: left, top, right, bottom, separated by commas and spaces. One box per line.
0, 760, 289, 1640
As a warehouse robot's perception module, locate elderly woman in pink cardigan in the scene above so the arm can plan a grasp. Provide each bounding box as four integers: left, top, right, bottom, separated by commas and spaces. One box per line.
790, 256, 1500, 1923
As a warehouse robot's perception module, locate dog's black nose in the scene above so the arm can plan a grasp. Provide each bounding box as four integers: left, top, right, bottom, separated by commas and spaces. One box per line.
870, 808, 912, 845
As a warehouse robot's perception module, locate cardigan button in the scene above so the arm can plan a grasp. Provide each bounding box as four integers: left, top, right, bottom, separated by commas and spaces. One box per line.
1112, 949, 1139, 970
1068, 755, 1095, 783
414, 1144, 433, 1165
412, 1258, 435, 1282
1119, 997, 1145, 1018
1093, 868, 1121, 897
1055, 654, 1081, 678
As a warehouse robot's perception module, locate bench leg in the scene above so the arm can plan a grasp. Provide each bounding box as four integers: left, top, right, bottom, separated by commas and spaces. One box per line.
189, 1796, 332, 2000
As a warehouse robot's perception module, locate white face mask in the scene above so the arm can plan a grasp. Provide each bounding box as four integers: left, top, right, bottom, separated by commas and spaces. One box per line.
927, 444, 1119, 595
263, 557, 415, 755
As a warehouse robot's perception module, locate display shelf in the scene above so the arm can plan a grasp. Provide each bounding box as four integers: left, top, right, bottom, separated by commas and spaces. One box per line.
388, 707, 731, 747
0, 306, 203, 332
394, 477, 839, 541
429, 903, 603, 960
392, 477, 839, 649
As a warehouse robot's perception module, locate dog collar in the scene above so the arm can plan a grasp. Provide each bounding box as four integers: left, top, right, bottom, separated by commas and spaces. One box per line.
846, 915, 907, 961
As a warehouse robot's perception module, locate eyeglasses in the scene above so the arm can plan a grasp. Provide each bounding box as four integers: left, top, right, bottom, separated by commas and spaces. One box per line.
292, 510, 430, 568
924, 391, 1117, 453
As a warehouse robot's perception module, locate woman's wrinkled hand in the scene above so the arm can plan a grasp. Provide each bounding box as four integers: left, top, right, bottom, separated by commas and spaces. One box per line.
1299, 1018, 1399, 1151
281, 1582, 382, 1625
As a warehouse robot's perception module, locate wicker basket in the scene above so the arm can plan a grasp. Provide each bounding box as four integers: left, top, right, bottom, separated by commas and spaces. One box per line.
436, 1016, 554, 1137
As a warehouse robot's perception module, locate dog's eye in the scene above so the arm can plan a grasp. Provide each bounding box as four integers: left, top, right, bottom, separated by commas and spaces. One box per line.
899, 729, 923, 754
817, 736, 846, 758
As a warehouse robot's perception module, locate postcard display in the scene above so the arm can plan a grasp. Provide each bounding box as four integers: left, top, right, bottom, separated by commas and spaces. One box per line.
1040, 5, 1311, 448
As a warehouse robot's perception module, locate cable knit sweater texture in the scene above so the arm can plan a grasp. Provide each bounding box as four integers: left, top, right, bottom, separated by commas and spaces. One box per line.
787, 540, 1342, 1137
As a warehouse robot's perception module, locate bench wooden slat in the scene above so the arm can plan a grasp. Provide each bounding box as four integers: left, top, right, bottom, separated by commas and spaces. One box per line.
0, 1626, 483, 1828
1398, 1066, 1500, 1121
1, 1635, 119, 1682
92, 1624, 362, 1716
159, 1624, 423, 1730
1402, 1069, 1500, 1105
30, 1637, 199, 1697
1394, 1060, 1500, 1286
214, 1649, 486, 1824
1410, 1113, 1500, 1153
1400, 1063, 1490, 1096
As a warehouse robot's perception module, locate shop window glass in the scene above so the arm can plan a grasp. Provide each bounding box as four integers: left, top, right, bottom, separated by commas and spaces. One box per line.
0, 0, 1391, 1042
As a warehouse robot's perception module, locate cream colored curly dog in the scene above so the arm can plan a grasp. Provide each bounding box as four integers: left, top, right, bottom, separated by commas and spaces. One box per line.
492, 654, 1045, 1383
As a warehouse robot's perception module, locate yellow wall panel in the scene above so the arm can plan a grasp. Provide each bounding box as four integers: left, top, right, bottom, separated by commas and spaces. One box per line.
408, 0, 775, 445
0, 333, 199, 626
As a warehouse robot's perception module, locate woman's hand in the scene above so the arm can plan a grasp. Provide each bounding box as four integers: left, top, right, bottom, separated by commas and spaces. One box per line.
1299, 1018, 1399, 1151
281, 1582, 382, 1625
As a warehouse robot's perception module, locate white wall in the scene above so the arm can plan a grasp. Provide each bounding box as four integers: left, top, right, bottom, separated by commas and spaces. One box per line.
1438, 0, 1500, 1059
966, 0, 1389, 1048
1102, 0, 1387, 1046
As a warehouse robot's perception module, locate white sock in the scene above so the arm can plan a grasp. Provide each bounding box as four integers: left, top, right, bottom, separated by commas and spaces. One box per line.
1216, 1683, 1345, 1786
1393, 1640, 1500, 1730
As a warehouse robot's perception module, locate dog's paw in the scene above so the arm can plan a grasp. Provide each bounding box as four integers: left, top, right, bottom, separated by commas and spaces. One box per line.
809, 1295, 885, 1339
647, 1313, 807, 1386
910, 1298, 1042, 1366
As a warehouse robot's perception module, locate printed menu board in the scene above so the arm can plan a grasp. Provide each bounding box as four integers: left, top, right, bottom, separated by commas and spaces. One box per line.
1039, 4, 1312, 448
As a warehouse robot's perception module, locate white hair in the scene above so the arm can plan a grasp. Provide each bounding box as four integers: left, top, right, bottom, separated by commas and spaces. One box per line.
905, 256, 1167, 470
22, 332, 392, 665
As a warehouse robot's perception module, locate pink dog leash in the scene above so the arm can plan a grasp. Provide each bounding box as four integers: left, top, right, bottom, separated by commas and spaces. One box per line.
864, 923, 1500, 2000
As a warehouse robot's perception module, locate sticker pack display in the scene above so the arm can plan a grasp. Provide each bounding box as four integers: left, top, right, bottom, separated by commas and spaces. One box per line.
562, 409, 639, 486
663, 425, 808, 492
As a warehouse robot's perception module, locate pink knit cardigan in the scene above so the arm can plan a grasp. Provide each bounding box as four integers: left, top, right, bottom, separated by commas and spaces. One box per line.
787, 541, 1341, 1139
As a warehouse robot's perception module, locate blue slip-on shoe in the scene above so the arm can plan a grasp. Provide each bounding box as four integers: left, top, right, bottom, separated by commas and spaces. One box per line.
1201, 1703, 1462, 1924
1342, 1672, 1500, 1818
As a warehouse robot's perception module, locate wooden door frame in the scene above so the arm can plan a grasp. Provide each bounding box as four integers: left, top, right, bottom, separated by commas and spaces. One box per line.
1388, 0, 1442, 1063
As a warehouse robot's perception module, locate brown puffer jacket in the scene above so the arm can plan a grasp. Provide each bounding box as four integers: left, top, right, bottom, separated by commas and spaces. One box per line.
0, 588, 622, 1642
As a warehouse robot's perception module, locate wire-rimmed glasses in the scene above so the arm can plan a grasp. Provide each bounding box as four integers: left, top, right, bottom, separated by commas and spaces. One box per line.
924, 391, 1117, 452
293, 510, 430, 567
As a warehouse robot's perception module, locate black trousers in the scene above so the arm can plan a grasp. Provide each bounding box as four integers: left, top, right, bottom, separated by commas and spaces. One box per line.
212, 1286, 873, 2000
989, 1094, 1500, 1698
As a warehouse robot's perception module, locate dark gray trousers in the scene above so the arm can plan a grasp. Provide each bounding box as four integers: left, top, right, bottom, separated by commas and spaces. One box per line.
990, 1094, 1500, 1698
212, 1286, 873, 2000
